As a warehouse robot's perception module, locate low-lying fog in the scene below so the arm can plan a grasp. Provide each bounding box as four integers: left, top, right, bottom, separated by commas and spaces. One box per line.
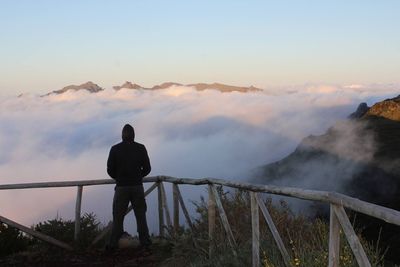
0, 84, 398, 234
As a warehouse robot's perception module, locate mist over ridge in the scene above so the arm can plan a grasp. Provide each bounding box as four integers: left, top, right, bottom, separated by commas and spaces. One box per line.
253, 94, 400, 260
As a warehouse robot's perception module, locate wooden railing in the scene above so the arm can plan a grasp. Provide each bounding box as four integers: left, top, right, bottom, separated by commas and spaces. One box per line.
1, 176, 400, 267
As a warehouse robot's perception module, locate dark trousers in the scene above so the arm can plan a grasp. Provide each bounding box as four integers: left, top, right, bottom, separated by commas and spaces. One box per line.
109, 185, 150, 248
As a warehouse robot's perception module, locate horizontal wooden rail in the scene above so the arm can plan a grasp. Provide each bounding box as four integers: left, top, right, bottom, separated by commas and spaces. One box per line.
2, 175, 400, 267
1, 176, 400, 227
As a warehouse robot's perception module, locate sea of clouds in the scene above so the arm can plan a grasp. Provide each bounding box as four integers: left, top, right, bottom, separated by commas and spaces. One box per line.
0, 84, 398, 234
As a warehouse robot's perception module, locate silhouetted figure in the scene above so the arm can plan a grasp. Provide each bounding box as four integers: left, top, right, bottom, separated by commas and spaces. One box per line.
107, 124, 152, 250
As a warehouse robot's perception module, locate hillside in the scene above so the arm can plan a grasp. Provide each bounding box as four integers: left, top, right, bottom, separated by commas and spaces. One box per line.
253, 94, 400, 261
255, 95, 400, 207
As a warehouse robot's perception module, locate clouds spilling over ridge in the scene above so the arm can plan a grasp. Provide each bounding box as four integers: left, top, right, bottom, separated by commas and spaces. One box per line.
0, 84, 399, 227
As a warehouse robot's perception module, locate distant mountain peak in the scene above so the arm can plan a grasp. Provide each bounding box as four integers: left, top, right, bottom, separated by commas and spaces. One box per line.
152, 82, 183, 90
113, 81, 143, 90
45, 81, 104, 96
187, 82, 262, 93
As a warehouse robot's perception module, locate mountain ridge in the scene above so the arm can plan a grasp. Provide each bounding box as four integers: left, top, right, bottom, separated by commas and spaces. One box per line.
113, 81, 262, 93
44, 81, 263, 96
44, 81, 104, 96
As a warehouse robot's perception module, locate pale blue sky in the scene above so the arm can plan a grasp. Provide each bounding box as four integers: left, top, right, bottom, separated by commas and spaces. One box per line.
1, 0, 399, 94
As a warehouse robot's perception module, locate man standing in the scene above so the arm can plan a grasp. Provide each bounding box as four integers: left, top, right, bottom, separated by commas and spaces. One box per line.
107, 124, 152, 250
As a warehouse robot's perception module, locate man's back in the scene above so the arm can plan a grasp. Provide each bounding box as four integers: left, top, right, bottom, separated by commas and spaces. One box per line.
107, 141, 151, 186
107, 124, 152, 250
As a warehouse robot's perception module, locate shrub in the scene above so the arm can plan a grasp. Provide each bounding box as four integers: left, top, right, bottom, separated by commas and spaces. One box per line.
33, 212, 103, 249
0, 223, 31, 256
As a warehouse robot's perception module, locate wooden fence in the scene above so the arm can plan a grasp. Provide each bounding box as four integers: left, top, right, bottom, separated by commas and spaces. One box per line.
1, 175, 400, 267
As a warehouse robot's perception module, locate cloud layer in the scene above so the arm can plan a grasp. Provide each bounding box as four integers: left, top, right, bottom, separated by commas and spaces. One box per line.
0, 84, 398, 232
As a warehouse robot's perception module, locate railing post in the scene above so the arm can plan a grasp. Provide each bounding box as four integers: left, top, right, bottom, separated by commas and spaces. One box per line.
208, 184, 216, 258
158, 182, 165, 237
174, 184, 198, 248
329, 204, 340, 267
175, 184, 195, 231
256, 193, 291, 267
74, 185, 83, 242
333, 205, 371, 267
210, 184, 237, 254
159, 182, 172, 228
250, 192, 260, 267
173, 183, 180, 234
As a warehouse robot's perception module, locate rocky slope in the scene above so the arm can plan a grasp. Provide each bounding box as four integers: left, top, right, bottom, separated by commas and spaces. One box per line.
254, 94, 400, 261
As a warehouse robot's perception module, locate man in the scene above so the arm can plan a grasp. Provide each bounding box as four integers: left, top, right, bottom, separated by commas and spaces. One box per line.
107, 124, 152, 250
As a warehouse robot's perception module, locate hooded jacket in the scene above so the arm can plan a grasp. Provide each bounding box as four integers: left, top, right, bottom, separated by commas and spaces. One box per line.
107, 140, 151, 186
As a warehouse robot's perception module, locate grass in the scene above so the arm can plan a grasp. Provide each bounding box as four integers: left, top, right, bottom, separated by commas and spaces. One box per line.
163, 187, 387, 267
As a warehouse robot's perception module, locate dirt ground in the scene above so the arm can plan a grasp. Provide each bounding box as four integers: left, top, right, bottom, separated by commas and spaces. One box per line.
0, 242, 173, 267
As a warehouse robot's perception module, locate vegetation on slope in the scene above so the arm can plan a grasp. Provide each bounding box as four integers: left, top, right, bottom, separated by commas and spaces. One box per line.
0, 189, 389, 266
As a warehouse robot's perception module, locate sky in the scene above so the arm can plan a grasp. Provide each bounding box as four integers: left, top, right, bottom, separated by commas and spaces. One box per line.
1, 1, 400, 95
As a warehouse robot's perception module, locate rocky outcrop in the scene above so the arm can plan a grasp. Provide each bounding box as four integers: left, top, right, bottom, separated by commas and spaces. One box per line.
348, 102, 370, 119
364, 95, 400, 121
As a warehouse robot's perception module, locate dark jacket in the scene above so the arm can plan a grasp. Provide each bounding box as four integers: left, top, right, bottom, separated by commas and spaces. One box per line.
107, 141, 151, 186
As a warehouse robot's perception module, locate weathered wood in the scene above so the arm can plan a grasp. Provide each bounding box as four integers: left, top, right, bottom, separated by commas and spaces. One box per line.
144, 182, 159, 197
0, 179, 116, 190
158, 182, 165, 237
164, 177, 400, 227
159, 176, 400, 227
175, 184, 195, 231
160, 182, 172, 228
208, 184, 216, 258
174, 184, 198, 249
2, 176, 400, 227
91, 183, 158, 246
333, 205, 371, 267
255, 194, 291, 267
3, 174, 400, 266
250, 192, 260, 267
74, 185, 83, 241
329, 204, 340, 267
210, 184, 237, 250
172, 184, 180, 234
0, 215, 73, 251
